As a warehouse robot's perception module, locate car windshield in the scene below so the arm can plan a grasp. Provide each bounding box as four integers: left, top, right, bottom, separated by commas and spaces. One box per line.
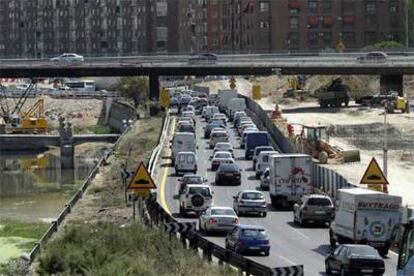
215, 153, 231, 159
241, 192, 264, 200
240, 229, 267, 240
188, 187, 211, 196
183, 176, 204, 184
220, 164, 238, 172
347, 246, 380, 257
307, 198, 332, 206
216, 144, 231, 149
262, 155, 269, 162
211, 208, 235, 216
213, 132, 227, 138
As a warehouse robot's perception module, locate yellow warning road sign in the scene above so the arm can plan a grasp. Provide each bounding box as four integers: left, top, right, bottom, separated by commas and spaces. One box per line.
133, 189, 151, 198
128, 162, 157, 190
252, 84, 261, 100
367, 184, 383, 192
360, 157, 389, 185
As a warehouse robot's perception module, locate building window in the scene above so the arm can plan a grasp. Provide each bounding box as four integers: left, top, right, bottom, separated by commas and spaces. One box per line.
259, 21, 269, 29
259, 1, 269, 12
366, 2, 376, 14
308, 1, 317, 13
290, 17, 299, 30
287, 32, 299, 47
365, 15, 377, 27
320, 0, 332, 13
343, 32, 356, 45
389, 1, 398, 13
323, 32, 332, 45
308, 32, 318, 47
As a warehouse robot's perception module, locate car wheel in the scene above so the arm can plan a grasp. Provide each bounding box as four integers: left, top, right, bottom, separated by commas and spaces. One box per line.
262, 212, 267, 218
329, 231, 336, 248
179, 205, 185, 216
264, 250, 270, 256
325, 261, 332, 275
340, 266, 347, 276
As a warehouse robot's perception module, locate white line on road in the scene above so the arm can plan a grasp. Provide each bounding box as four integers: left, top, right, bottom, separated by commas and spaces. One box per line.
279, 255, 296, 266
289, 227, 311, 240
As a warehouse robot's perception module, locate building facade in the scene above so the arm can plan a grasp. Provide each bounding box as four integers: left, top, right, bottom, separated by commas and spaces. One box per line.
0, 0, 408, 58
270, 0, 406, 51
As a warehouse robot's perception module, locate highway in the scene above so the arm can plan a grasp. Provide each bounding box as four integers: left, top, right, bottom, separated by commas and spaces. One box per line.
156, 114, 398, 275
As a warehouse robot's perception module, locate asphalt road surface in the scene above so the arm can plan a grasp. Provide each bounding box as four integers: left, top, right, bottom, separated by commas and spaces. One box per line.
157, 115, 398, 275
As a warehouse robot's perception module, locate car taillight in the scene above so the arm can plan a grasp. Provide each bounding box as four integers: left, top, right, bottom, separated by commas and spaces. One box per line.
233, 218, 239, 224
209, 218, 217, 224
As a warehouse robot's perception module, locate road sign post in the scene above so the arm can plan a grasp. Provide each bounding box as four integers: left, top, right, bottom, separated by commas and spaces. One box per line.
127, 161, 157, 219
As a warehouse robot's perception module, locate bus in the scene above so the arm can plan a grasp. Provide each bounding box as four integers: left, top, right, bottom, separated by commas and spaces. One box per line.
63, 80, 96, 92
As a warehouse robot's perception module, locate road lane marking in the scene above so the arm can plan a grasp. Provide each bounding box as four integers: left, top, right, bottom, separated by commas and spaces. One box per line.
289, 227, 311, 240
279, 255, 296, 266
159, 116, 175, 215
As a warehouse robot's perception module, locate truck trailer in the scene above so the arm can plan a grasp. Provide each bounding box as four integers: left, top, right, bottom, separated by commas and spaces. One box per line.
329, 188, 402, 256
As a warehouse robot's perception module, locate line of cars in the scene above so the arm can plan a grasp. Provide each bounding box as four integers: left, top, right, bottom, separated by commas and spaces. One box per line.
169, 91, 272, 256
168, 88, 395, 274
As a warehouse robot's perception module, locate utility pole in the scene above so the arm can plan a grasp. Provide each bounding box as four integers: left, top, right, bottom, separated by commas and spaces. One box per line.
406, 0, 410, 48
34, 0, 38, 59
383, 103, 388, 178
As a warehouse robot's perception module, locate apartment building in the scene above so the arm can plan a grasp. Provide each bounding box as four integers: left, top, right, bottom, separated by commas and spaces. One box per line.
269, 0, 405, 51
0, 0, 177, 58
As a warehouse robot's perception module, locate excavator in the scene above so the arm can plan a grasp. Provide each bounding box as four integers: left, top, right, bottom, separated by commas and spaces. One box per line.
0, 80, 49, 134
283, 75, 308, 99
294, 124, 360, 164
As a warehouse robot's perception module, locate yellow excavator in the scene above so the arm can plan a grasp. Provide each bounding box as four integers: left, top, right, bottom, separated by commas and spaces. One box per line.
294, 124, 360, 164
0, 80, 49, 134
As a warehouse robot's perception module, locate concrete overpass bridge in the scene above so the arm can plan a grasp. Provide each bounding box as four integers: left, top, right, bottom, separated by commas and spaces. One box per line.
1, 53, 414, 97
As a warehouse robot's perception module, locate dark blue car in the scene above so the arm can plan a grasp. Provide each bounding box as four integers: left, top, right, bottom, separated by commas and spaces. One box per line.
225, 224, 270, 256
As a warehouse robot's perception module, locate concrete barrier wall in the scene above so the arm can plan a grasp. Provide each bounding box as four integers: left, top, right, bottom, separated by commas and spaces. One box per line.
98, 99, 139, 132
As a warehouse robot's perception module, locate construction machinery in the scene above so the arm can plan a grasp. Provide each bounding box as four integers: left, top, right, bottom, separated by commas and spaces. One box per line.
294, 124, 360, 164
355, 90, 410, 113
385, 94, 409, 114
283, 75, 308, 99
314, 78, 350, 108
0, 80, 49, 134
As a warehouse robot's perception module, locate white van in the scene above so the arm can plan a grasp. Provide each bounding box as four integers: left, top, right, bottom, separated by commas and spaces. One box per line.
171, 132, 196, 165
255, 151, 279, 179
228, 98, 246, 120
175, 152, 198, 176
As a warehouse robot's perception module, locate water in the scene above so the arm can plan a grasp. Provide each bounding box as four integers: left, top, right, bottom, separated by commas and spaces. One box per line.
0, 150, 98, 222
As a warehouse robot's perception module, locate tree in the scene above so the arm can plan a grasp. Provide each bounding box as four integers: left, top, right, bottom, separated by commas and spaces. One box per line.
112, 76, 149, 107
363, 40, 404, 51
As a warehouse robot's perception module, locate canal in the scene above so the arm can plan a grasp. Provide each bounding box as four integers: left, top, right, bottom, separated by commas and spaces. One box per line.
0, 144, 110, 265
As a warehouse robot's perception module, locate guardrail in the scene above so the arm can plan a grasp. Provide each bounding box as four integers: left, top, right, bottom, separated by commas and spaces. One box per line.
26, 116, 134, 263
3, 89, 121, 99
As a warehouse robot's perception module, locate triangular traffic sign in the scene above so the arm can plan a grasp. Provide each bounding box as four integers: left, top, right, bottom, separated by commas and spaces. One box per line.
128, 162, 157, 190
360, 157, 389, 185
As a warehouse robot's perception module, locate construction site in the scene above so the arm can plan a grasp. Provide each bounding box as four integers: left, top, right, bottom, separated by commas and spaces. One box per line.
199, 75, 414, 207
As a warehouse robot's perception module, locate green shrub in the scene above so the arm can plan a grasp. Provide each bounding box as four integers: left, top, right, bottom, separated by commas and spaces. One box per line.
38, 223, 235, 276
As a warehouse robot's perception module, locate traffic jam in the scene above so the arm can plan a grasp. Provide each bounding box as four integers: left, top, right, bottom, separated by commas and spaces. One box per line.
167, 88, 401, 275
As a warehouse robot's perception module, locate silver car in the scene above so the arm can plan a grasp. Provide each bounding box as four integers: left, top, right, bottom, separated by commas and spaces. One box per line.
50, 53, 84, 63
210, 151, 234, 171
233, 190, 267, 217
293, 194, 334, 226
199, 206, 239, 234
213, 142, 234, 157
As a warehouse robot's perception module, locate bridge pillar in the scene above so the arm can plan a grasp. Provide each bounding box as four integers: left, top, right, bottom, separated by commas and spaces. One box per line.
59, 118, 74, 170
149, 74, 160, 100
380, 74, 403, 96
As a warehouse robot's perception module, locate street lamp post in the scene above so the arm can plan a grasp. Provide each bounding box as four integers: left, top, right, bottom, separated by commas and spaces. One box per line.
383, 102, 388, 178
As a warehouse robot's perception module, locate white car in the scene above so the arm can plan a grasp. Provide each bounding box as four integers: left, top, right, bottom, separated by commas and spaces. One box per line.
199, 206, 239, 234
210, 151, 234, 171
212, 113, 227, 125
213, 142, 234, 157
209, 130, 229, 149
50, 53, 84, 63
182, 111, 196, 121
233, 190, 267, 217
179, 184, 213, 217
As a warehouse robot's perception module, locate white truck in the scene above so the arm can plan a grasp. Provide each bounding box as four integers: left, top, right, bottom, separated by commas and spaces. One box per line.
227, 98, 246, 120
217, 89, 238, 113
268, 154, 313, 207
329, 188, 402, 257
